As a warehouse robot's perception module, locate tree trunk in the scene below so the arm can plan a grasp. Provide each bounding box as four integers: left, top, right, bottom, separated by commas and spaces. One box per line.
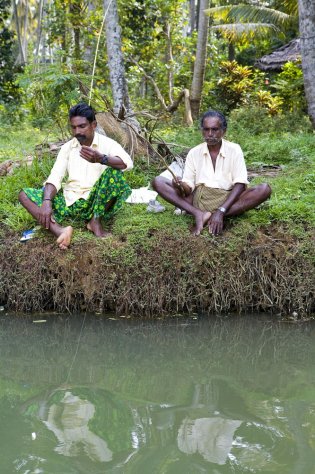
298, 0, 315, 128
183, 89, 194, 126
103, 0, 140, 131
165, 22, 174, 104
83, 1, 95, 67
68, 0, 82, 66
73, 27, 80, 61
196, 0, 201, 31
61, 28, 67, 63
22, 0, 29, 63
13, 0, 26, 64
190, 0, 210, 119
189, 0, 196, 34
34, 0, 45, 67
228, 42, 235, 61
69, 0, 81, 63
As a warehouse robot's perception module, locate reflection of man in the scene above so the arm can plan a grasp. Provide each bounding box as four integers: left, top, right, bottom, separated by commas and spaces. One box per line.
44, 391, 113, 463
177, 416, 241, 464
153, 110, 271, 235
19, 103, 133, 249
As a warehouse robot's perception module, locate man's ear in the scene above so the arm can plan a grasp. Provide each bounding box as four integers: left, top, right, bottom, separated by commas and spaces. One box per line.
92, 120, 97, 129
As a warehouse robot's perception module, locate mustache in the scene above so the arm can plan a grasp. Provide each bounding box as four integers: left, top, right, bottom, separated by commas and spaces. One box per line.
75, 134, 86, 143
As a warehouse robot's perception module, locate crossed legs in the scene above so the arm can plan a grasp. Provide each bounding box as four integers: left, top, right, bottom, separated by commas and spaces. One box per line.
19, 191, 73, 249
152, 177, 211, 235
152, 177, 271, 234
225, 183, 272, 216
18, 191, 115, 249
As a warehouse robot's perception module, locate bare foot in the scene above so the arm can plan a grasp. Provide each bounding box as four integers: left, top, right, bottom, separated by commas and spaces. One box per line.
56, 226, 73, 250
87, 217, 111, 238
192, 211, 212, 236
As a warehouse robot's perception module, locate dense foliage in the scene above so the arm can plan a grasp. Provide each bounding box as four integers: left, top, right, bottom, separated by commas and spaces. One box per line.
0, 107, 314, 235
0, 0, 308, 125
0, 0, 21, 114
0, 3, 313, 275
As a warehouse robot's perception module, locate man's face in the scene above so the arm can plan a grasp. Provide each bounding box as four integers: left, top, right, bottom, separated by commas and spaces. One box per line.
201, 117, 225, 147
70, 116, 96, 146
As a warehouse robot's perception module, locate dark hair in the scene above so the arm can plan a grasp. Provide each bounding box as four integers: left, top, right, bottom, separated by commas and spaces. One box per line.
200, 110, 227, 130
69, 103, 96, 123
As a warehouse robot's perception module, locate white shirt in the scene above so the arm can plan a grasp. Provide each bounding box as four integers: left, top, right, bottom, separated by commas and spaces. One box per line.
46, 132, 133, 206
182, 139, 249, 192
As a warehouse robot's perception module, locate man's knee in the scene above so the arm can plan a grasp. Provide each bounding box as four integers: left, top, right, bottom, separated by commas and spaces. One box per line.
18, 190, 27, 204
259, 183, 272, 200
152, 176, 164, 191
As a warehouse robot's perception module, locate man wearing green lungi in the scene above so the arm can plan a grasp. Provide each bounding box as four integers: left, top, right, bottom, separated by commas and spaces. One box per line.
152, 110, 271, 236
19, 103, 133, 249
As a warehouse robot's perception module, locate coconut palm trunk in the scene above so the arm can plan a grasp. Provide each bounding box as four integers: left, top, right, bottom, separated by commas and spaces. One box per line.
190, 0, 210, 119
103, 0, 140, 131
298, 0, 315, 127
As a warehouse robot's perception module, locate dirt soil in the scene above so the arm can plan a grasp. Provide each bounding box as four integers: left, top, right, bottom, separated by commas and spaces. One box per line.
0, 224, 314, 318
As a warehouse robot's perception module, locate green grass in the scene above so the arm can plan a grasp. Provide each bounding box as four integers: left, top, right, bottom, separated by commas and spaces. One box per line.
0, 116, 314, 237
1, 113, 313, 318
0, 153, 57, 230
0, 124, 59, 164
158, 119, 315, 230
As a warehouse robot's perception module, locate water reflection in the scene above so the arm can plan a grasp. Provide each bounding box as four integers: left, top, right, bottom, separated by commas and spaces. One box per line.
44, 391, 113, 462
0, 315, 315, 473
178, 416, 242, 464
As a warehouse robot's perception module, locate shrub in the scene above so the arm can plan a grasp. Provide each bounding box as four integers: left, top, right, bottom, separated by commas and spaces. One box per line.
254, 90, 283, 115
18, 64, 86, 132
214, 60, 254, 112
228, 107, 313, 138
271, 61, 306, 113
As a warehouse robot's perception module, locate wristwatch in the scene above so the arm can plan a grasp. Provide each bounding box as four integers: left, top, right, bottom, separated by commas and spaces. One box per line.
217, 206, 227, 214
100, 154, 109, 165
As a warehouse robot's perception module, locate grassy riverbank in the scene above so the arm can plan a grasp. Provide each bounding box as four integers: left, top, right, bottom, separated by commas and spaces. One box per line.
0, 109, 314, 317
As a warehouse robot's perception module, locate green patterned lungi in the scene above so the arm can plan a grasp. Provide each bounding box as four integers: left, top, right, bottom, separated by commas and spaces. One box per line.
23, 168, 131, 224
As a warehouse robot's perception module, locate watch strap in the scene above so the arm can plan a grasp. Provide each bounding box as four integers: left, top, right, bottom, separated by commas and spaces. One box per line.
101, 154, 109, 165
218, 206, 227, 214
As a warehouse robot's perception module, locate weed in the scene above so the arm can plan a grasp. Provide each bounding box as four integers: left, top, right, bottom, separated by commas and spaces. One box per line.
0, 125, 57, 164
0, 113, 314, 316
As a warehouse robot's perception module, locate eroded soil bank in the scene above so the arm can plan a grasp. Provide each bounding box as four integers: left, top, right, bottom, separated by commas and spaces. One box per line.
0, 224, 314, 318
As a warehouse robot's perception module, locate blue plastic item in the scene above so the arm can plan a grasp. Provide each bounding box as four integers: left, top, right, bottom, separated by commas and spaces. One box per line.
20, 229, 37, 242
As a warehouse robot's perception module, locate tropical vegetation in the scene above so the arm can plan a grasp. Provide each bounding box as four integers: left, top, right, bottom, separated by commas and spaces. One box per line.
0, 0, 314, 317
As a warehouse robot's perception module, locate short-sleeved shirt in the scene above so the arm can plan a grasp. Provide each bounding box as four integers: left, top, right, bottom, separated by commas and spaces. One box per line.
182, 139, 249, 193
46, 132, 133, 206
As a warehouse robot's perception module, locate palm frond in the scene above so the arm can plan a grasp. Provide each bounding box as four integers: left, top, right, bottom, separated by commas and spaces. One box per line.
212, 22, 281, 41
205, 4, 291, 26
205, 5, 231, 21
282, 0, 298, 16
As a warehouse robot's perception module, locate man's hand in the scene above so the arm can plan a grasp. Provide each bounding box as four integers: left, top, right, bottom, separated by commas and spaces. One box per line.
38, 201, 55, 229
208, 210, 224, 236
172, 177, 189, 197
80, 146, 103, 163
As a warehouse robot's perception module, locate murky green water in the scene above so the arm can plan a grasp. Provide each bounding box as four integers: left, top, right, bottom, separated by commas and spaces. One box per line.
0, 314, 315, 473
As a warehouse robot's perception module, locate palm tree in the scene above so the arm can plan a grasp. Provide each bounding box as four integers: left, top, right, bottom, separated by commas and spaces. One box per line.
103, 0, 140, 131
205, 1, 315, 128
205, 2, 296, 59
190, 0, 210, 118
298, 0, 315, 127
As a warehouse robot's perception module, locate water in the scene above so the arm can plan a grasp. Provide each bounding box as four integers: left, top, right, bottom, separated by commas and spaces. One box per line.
0, 314, 315, 474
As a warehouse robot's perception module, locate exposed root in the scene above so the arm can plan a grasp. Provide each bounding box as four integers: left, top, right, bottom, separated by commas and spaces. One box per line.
0, 225, 314, 317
